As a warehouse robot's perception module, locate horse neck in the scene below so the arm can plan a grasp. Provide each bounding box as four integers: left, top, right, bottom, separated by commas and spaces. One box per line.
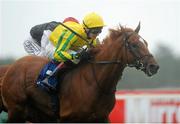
91, 37, 126, 93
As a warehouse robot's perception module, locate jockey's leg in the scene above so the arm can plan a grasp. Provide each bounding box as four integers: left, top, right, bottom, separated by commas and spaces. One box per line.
23, 36, 41, 55
23, 30, 54, 58
37, 60, 66, 92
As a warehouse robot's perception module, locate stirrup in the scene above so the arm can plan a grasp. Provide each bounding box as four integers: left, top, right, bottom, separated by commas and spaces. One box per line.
37, 78, 56, 91
43, 78, 56, 90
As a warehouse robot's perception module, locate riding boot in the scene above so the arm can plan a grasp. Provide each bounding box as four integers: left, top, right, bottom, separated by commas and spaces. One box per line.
37, 60, 65, 92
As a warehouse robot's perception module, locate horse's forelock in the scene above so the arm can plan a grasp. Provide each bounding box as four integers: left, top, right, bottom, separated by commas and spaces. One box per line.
109, 25, 134, 38
102, 26, 135, 48
108, 28, 121, 40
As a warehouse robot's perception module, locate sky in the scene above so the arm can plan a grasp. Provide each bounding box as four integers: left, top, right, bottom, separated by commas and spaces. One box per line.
0, 0, 180, 59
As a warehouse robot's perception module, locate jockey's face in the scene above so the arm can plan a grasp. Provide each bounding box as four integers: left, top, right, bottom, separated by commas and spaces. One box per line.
85, 27, 102, 40
88, 32, 100, 40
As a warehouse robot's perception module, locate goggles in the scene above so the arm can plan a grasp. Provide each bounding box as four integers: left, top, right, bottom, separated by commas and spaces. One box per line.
89, 27, 102, 34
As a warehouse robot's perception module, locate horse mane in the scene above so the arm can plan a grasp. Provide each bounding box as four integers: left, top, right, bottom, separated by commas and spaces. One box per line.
90, 25, 134, 59
105, 25, 135, 44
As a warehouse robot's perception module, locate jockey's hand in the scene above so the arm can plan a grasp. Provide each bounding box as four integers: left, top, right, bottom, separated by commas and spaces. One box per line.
78, 50, 92, 61
64, 60, 76, 67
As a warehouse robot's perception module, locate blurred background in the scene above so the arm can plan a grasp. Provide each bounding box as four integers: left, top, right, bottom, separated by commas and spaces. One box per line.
0, 0, 180, 123
0, 0, 180, 89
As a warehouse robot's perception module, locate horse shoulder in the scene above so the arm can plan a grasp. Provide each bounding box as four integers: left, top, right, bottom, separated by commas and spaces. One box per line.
1, 56, 49, 106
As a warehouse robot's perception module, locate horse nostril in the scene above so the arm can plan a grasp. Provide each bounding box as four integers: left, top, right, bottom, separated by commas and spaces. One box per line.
148, 64, 159, 74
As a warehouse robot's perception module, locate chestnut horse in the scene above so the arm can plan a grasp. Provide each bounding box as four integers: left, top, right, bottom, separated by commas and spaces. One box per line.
0, 65, 10, 112
1, 23, 159, 122
0, 65, 9, 78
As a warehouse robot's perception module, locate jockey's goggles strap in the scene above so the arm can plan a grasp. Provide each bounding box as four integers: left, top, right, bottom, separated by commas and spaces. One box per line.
59, 22, 93, 47
83, 21, 102, 34
83, 21, 89, 28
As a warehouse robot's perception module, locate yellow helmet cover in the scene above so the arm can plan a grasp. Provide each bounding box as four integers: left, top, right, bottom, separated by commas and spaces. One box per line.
83, 12, 105, 28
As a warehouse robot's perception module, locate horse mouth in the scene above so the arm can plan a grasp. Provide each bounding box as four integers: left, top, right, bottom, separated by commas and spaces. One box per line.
144, 64, 159, 77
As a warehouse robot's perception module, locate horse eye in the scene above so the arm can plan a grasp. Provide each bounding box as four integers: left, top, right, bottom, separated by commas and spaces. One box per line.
131, 44, 138, 48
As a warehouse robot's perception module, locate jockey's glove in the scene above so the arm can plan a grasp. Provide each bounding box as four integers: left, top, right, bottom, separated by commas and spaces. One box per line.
71, 47, 91, 63
71, 54, 80, 64
78, 50, 92, 61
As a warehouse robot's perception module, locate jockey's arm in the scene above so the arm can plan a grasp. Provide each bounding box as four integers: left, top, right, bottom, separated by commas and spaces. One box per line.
53, 32, 79, 64
30, 21, 59, 45
92, 38, 100, 46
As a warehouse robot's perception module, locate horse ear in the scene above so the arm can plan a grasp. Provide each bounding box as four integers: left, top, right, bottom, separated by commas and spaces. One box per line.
135, 21, 141, 33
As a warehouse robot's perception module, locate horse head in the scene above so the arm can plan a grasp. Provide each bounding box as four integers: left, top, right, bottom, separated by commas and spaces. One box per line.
98, 22, 159, 77
125, 22, 159, 76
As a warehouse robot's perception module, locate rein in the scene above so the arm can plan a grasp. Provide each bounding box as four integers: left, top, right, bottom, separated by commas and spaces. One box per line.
88, 60, 121, 64
87, 31, 153, 95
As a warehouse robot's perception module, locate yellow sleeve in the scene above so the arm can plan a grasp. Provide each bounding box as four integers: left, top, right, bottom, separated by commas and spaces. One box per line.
53, 30, 78, 62
92, 38, 100, 47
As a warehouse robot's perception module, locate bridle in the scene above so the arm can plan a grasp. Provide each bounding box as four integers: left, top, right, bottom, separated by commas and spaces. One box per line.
123, 32, 153, 70
88, 31, 153, 95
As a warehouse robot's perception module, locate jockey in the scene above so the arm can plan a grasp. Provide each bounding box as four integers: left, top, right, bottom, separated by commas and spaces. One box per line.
36, 12, 105, 92
23, 17, 79, 57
